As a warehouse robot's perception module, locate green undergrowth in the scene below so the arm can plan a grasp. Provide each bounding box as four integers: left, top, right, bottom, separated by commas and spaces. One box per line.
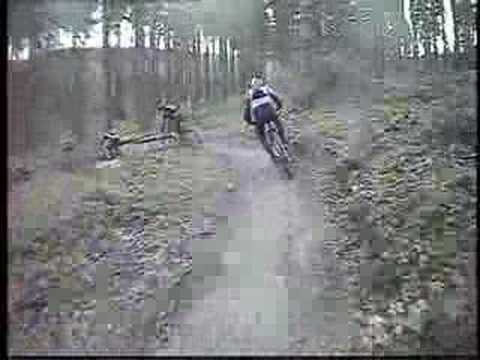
330, 91, 477, 353
13, 136, 229, 255
117, 120, 142, 138
380, 161, 406, 186
9, 134, 231, 351
384, 96, 409, 122
310, 106, 347, 139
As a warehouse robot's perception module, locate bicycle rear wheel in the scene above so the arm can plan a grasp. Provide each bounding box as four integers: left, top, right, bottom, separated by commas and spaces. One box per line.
271, 131, 293, 178
264, 128, 277, 156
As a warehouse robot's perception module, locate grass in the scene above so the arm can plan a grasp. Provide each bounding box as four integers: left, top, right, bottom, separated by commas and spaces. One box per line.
117, 120, 142, 138
20, 178, 65, 229
384, 96, 409, 122
310, 106, 347, 139
432, 166, 456, 192
380, 161, 406, 186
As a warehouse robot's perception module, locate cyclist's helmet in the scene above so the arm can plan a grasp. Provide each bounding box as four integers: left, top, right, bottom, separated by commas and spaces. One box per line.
250, 72, 265, 91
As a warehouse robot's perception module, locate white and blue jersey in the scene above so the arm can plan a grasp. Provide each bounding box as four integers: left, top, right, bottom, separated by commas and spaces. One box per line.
243, 85, 282, 125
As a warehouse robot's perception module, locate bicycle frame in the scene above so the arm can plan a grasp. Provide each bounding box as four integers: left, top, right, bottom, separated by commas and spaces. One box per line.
264, 120, 290, 162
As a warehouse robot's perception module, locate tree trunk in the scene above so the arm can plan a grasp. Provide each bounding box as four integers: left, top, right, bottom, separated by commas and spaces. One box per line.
204, 39, 211, 100
194, 47, 202, 102
149, 24, 156, 49
166, 28, 171, 50
411, 0, 421, 61
439, 0, 448, 59
115, 24, 121, 48
102, 0, 110, 48
104, 55, 112, 129
373, 23, 385, 78
135, 24, 145, 48
275, 0, 290, 60
465, 2, 476, 63
299, 0, 315, 107
229, 37, 237, 93
450, 0, 459, 58
167, 53, 172, 96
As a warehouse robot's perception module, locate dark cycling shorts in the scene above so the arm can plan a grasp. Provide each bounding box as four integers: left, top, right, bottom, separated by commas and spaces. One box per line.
253, 103, 276, 128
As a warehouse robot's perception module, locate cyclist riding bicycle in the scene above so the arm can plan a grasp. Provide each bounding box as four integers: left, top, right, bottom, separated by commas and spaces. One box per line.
243, 72, 288, 159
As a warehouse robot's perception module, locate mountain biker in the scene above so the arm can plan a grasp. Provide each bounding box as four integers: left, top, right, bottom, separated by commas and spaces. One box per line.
243, 72, 288, 159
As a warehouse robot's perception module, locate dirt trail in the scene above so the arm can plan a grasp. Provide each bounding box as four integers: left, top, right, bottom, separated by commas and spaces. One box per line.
163, 131, 359, 355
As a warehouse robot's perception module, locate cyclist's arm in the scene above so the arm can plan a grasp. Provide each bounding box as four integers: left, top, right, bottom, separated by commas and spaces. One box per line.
265, 86, 283, 110
243, 98, 255, 125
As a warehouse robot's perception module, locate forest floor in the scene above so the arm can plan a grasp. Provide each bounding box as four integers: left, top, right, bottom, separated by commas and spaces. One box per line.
162, 65, 477, 356
284, 65, 478, 355
8, 66, 477, 356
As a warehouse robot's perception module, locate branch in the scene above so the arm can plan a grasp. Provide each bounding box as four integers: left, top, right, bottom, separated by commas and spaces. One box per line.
118, 132, 179, 146
458, 153, 477, 160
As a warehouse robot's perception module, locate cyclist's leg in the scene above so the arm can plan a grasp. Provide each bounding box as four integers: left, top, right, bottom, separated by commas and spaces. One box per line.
255, 123, 274, 157
273, 115, 288, 145
254, 107, 274, 157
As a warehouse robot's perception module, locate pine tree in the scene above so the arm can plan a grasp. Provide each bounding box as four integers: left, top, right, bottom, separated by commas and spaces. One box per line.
102, 0, 110, 48
410, 0, 422, 59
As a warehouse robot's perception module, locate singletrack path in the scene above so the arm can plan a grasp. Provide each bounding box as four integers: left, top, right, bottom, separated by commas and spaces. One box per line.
162, 130, 358, 355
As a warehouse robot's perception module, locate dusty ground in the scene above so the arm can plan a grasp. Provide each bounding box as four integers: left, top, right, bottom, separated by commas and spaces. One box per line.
163, 131, 360, 355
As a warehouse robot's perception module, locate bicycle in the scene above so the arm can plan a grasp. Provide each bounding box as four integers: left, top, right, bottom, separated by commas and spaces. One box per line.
264, 117, 294, 179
